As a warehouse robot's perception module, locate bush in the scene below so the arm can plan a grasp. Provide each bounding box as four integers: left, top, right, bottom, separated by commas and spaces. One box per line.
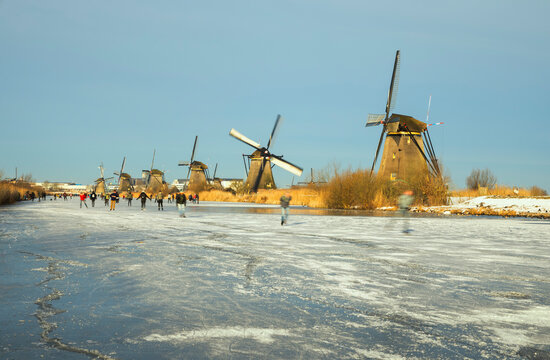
466, 168, 497, 190
530, 186, 548, 196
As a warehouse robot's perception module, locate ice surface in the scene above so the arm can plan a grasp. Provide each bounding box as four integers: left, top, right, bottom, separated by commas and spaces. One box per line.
1, 199, 550, 359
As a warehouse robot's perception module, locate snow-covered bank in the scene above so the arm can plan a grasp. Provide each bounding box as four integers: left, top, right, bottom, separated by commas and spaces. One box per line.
415, 196, 550, 219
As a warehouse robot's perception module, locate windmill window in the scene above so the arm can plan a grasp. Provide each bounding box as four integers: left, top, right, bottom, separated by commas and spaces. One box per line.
390, 173, 397, 180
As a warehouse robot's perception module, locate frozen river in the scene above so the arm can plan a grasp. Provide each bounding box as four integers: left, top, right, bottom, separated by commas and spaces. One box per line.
1, 199, 549, 359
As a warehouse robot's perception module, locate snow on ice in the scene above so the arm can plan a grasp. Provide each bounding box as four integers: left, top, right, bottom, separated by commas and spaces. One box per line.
1, 199, 549, 359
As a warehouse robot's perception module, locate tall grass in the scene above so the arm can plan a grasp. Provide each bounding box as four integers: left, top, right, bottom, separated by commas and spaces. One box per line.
0, 181, 45, 205
452, 184, 548, 198
198, 187, 324, 208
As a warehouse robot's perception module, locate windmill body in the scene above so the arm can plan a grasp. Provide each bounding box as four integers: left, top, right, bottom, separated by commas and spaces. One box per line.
118, 173, 133, 193
378, 114, 428, 180
188, 161, 208, 193
94, 163, 112, 195
245, 150, 276, 190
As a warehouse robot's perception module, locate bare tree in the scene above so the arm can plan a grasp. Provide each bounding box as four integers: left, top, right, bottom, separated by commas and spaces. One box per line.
466, 168, 497, 190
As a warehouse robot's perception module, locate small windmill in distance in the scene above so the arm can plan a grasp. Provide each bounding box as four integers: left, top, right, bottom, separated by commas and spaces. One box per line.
94, 163, 113, 195
178, 136, 209, 193
113, 157, 133, 193
145, 149, 167, 194
229, 114, 303, 192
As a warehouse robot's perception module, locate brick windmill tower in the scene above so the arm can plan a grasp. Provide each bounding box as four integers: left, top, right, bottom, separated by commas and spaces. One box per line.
366, 50, 441, 180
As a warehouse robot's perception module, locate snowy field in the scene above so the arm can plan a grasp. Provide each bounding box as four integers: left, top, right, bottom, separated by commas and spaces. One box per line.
1, 199, 550, 359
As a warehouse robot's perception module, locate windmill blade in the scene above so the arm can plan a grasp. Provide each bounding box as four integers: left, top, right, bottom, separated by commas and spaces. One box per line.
385, 50, 400, 118
190, 136, 198, 164
118, 157, 126, 184
370, 130, 386, 173
266, 114, 283, 150
229, 128, 261, 150
104, 176, 114, 181
213, 163, 218, 179
99, 163, 104, 178
178, 161, 190, 166
426, 94, 432, 123
150, 149, 156, 171
366, 114, 386, 127
270, 155, 303, 177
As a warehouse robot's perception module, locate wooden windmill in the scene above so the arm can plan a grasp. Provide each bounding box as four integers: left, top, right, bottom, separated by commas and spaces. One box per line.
229, 114, 303, 192
113, 157, 133, 193
145, 149, 166, 194
366, 50, 441, 181
178, 136, 209, 193
209, 163, 223, 190
94, 163, 113, 195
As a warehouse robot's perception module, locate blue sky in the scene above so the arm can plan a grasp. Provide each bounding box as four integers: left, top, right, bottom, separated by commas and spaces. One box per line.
1, 1, 549, 190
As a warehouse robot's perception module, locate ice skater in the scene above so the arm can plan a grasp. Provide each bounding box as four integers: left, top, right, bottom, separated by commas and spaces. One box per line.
280, 193, 292, 225
79, 192, 88, 208
104, 193, 109, 206
138, 191, 150, 210
127, 191, 133, 206
89, 191, 97, 207
110, 190, 119, 211
176, 192, 187, 217
398, 190, 414, 233
156, 192, 164, 211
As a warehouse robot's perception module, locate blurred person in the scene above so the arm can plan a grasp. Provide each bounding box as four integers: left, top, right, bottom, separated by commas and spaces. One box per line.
127, 191, 133, 206
89, 191, 97, 207
79, 192, 88, 209
138, 191, 150, 210
156, 192, 164, 211
104, 193, 109, 206
109, 190, 119, 211
398, 190, 414, 233
280, 193, 292, 225
176, 192, 187, 217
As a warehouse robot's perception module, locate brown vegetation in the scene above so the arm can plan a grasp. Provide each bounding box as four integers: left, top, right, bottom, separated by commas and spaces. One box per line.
0, 181, 44, 205
451, 185, 548, 198
197, 168, 449, 209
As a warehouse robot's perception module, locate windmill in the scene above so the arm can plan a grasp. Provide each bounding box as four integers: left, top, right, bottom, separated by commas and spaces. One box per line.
229, 114, 303, 192
178, 136, 209, 193
94, 163, 113, 195
145, 149, 167, 194
209, 163, 223, 190
366, 50, 441, 181
113, 157, 133, 193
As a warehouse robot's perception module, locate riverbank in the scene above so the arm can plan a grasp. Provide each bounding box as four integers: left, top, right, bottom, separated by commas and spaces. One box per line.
199, 190, 550, 219
414, 196, 550, 219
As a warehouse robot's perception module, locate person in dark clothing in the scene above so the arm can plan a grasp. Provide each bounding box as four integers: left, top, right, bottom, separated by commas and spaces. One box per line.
138, 191, 150, 210
109, 190, 119, 211
90, 191, 97, 207
188, 194, 193, 203
176, 192, 187, 217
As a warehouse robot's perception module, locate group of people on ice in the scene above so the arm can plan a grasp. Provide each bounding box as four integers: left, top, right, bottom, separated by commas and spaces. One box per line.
77, 190, 199, 217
